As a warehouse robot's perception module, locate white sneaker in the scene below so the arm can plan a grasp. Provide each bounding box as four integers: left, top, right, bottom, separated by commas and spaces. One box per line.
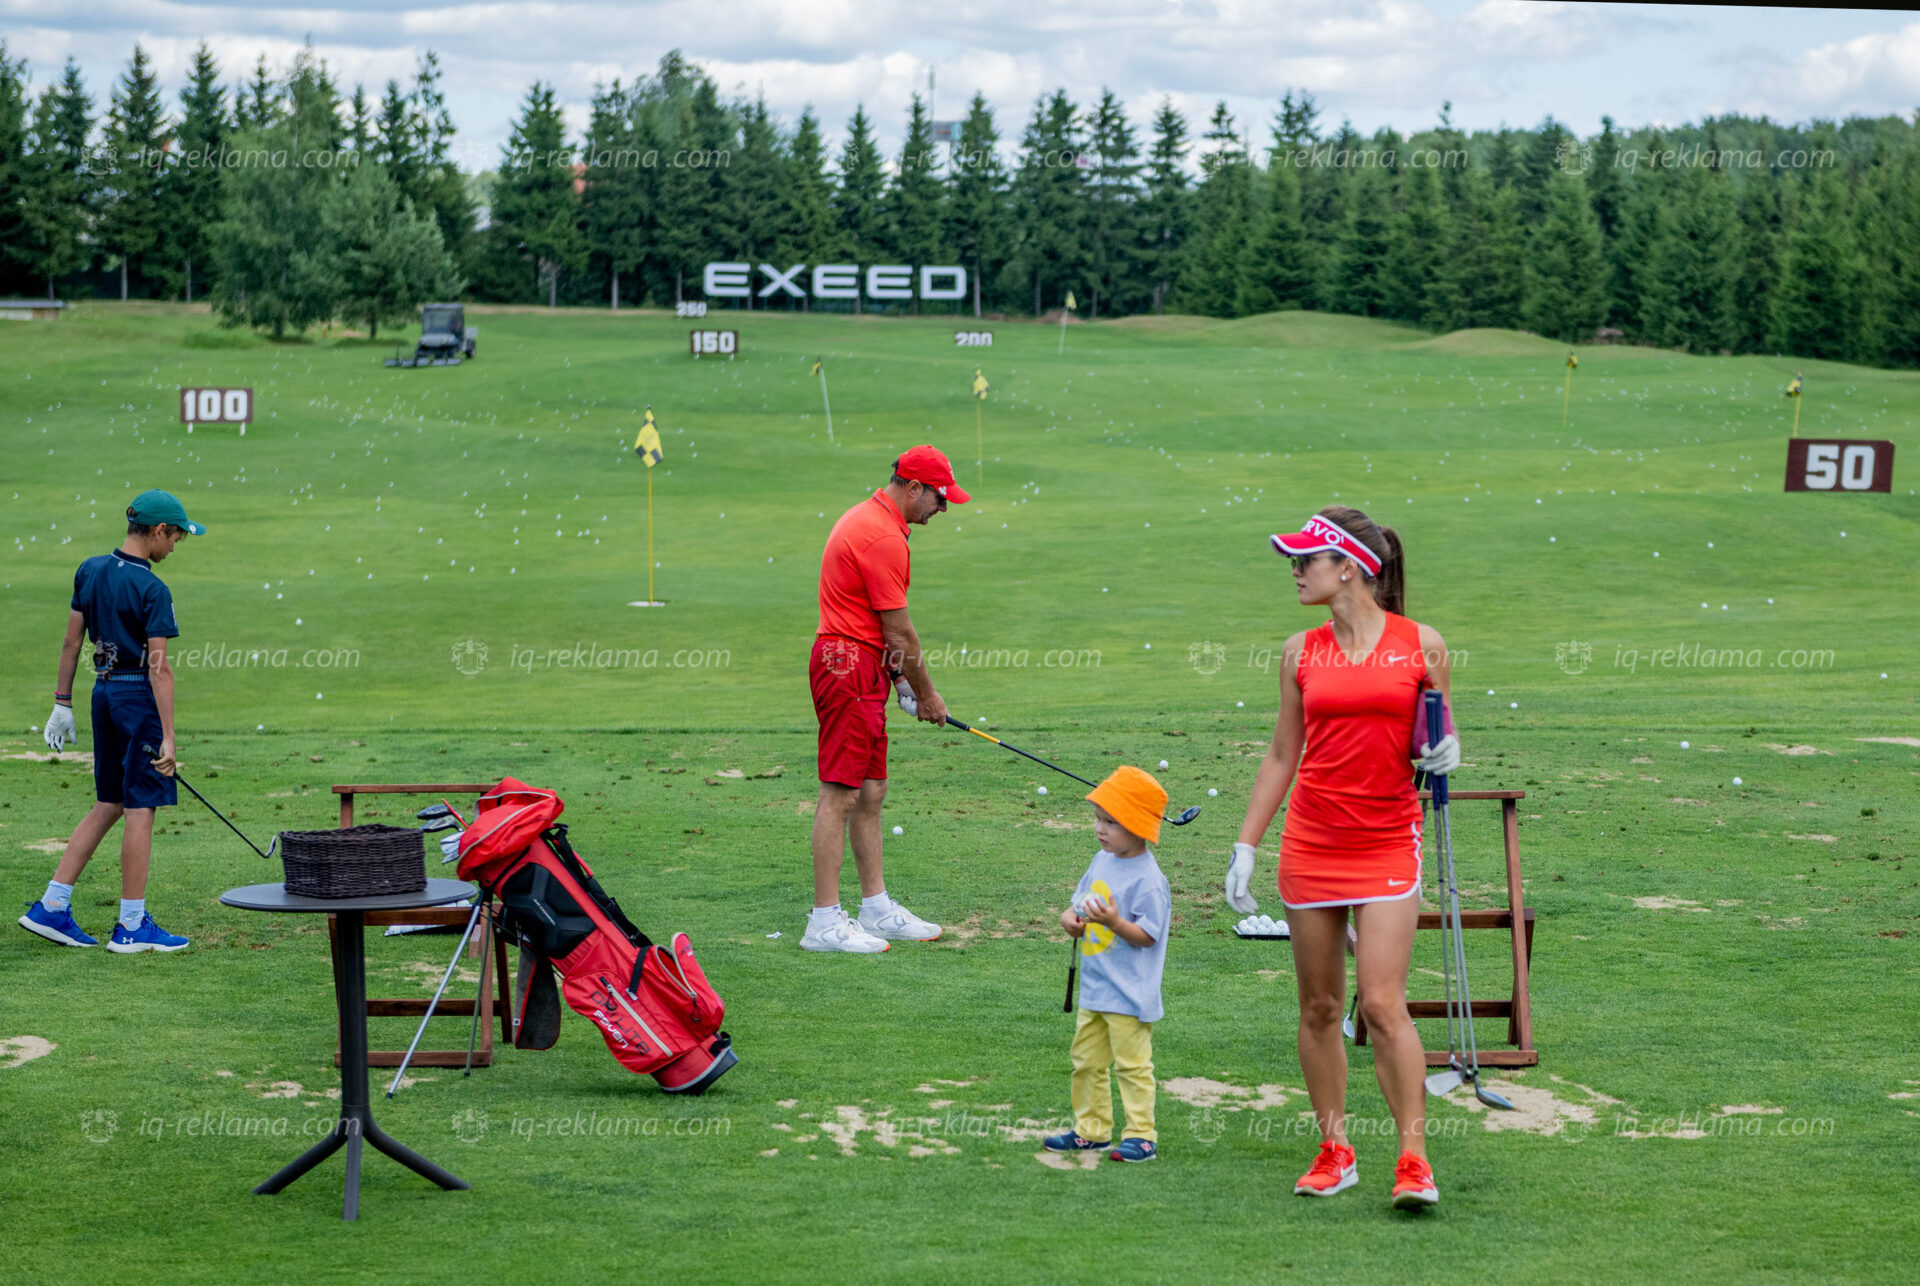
858, 902, 942, 942
800, 910, 891, 954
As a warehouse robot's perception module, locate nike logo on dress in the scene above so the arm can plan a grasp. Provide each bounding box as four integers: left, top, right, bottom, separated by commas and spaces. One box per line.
1383, 653, 1406, 663
1386, 878, 1409, 887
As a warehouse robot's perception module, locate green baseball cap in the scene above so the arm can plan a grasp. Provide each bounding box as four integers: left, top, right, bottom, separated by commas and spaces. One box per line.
126, 489, 206, 535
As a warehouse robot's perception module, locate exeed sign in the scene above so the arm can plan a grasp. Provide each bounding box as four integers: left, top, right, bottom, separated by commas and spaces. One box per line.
689, 329, 738, 357
703, 263, 967, 302
1783, 438, 1894, 493
179, 387, 253, 434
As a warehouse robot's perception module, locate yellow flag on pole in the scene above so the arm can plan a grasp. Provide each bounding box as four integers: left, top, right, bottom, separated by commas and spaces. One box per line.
634, 408, 664, 466
1785, 372, 1803, 437
972, 368, 989, 399
1064, 290, 1077, 312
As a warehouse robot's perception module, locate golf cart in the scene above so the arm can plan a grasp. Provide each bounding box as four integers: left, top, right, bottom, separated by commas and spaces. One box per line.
385, 302, 477, 367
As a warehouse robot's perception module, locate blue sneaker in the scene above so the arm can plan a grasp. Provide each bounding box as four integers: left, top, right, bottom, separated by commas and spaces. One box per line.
1042, 1130, 1108, 1153
19, 900, 98, 947
1109, 1138, 1157, 1163
107, 914, 190, 954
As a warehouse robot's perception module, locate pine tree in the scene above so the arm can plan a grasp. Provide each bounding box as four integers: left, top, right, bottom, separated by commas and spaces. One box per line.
408, 53, 475, 277
1586, 116, 1626, 242
158, 43, 226, 302
1083, 89, 1141, 317
1478, 181, 1528, 328
1331, 166, 1392, 317
884, 94, 946, 313
1237, 156, 1317, 314
833, 105, 887, 309
347, 83, 371, 153
99, 44, 170, 300
1139, 98, 1190, 314
728, 98, 789, 308
19, 60, 95, 297
783, 108, 838, 303
487, 81, 583, 306
236, 55, 277, 129
1007, 90, 1086, 316
1729, 176, 1781, 354
582, 79, 647, 308
1609, 152, 1676, 338
1523, 172, 1607, 342
1517, 116, 1572, 223
943, 93, 1004, 318
1867, 147, 1920, 366
374, 80, 418, 200
1775, 168, 1861, 361
1182, 101, 1251, 317
0, 44, 29, 293
1661, 157, 1736, 353
1383, 159, 1447, 324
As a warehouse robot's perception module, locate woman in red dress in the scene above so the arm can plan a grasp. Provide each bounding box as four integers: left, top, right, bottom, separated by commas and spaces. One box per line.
1226, 506, 1459, 1210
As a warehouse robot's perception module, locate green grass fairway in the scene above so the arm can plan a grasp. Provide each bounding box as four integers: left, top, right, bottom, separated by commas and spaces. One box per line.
3, 303, 1917, 1282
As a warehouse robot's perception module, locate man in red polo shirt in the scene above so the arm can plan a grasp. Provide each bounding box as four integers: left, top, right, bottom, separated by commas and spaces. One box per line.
804, 445, 968, 953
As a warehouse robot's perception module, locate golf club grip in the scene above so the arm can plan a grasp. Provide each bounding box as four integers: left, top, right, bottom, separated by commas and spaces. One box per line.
1064, 937, 1078, 1013
1423, 690, 1449, 807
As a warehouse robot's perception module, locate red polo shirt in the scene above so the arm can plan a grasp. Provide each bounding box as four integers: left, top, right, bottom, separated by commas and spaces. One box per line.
818, 490, 911, 651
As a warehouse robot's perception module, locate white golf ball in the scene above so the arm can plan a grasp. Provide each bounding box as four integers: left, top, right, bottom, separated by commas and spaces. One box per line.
1732, 777, 1743, 786
1037, 786, 1048, 796
1509, 702, 1518, 709
1681, 741, 1690, 749
1158, 759, 1169, 769
1236, 701, 1245, 708
1208, 788, 1219, 797
892, 825, 904, 835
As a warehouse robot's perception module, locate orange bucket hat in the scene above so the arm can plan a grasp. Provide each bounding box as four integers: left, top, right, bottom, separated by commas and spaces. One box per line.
1085, 765, 1168, 845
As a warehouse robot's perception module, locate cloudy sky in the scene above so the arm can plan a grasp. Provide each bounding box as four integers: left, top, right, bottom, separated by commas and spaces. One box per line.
4, 2, 1917, 168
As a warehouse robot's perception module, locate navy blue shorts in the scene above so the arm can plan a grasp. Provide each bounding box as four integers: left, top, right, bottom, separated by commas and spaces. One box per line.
91, 678, 177, 810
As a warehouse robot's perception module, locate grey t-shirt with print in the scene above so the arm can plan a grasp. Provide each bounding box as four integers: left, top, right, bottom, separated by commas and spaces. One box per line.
1072, 849, 1172, 1023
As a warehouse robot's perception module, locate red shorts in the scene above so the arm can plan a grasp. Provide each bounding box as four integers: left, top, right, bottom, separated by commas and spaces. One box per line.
811, 636, 888, 788
1278, 821, 1423, 909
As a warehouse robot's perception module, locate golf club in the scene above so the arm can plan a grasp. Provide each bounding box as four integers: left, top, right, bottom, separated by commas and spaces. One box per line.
386, 899, 487, 1097
143, 744, 279, 859
1417, 692, 1513, 1110
1063, 932, 1079, 1013
944, 716, 1202, 826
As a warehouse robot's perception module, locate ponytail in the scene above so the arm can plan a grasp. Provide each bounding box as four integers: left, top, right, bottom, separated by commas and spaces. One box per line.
1317, 504, 1406, 615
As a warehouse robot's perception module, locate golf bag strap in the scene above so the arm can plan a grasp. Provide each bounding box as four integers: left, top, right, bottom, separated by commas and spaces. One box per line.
543, 825, 653, 952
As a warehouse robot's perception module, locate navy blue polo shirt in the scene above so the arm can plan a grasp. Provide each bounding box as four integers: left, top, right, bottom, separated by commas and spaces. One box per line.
72, 550, 178, 673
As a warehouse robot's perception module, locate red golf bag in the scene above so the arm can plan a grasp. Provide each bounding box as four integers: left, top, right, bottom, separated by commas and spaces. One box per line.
456, 779, 736, 1094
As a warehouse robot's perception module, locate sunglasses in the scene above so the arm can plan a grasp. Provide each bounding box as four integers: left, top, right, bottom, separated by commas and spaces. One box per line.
1288, 552, 1336, 573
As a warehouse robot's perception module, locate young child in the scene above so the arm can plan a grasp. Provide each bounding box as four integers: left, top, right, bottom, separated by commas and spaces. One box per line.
1044, 765, 1172, 1163
19, 490, 201, 953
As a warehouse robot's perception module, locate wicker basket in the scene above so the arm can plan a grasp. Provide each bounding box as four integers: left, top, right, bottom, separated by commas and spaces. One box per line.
279, 825, 426, 899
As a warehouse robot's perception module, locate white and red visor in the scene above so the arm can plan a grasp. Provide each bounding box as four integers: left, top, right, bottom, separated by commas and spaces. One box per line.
1270, 514, 1382, 577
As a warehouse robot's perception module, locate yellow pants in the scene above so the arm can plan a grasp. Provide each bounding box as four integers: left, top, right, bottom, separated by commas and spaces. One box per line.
1070, 1008, 1156, 1144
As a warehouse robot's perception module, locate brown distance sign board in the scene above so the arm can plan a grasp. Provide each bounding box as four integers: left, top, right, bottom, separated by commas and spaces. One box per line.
1783, 438, 1894, 493
179, 387, 254, 434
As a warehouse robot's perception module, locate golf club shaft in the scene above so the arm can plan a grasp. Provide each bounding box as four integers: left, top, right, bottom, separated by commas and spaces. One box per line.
1064, 934, 1079, 1013
943, 716, 1199, 823
143, 744, 274, 859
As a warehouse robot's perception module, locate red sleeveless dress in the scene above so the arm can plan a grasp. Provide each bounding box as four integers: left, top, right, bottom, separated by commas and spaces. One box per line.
1279, 611, 1429, 908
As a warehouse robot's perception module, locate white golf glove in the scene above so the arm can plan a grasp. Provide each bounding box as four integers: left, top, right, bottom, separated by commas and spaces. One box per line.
44, 704, 76, 754
1225, 842, 1260, 914
439, 831, 463, 863
894, 680, 918, 717
1415, 734, 1461, 776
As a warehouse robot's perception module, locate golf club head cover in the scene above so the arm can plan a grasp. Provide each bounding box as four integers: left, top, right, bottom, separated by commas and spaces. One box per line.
514, 946, 563, 1050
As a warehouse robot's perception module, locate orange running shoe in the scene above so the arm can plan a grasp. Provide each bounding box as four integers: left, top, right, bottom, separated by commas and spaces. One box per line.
1293, 1140, 1358, 1196
1391, 1151, 1439, 1209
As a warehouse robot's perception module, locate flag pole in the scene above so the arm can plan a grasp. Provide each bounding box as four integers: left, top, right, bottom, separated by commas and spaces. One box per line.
646, 466, 655, 606
1562, 353, 1576, 427
975, 398, 984, 486
817, 358, 834, 444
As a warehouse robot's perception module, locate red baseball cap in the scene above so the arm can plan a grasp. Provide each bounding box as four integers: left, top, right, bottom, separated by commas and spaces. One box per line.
895, 445, 971, 504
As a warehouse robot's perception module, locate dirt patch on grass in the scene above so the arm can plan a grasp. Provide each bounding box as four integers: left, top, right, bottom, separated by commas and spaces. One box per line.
1785, 833, 1837, 843
1161, 1076, 1297, 1112
1632, 896, 1709, 913
0, 1036, 56, 1069
1034, 1149, 1102, 1170
3, 751, 94, 765
1440, 1074, 1620, 1136
21, 838, 67, 854
1856, 737, 1920, 747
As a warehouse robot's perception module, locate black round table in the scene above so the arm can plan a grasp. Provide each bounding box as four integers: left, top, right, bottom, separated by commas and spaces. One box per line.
221, 879, 477, 1221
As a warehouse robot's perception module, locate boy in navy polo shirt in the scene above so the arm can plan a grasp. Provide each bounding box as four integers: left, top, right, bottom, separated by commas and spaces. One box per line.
20, 490, 204, 953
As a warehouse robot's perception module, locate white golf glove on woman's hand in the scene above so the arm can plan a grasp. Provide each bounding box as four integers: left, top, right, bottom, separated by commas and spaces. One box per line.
894, 681, 918, 716
1225, 842, 1260, 914
1415, 734, 1461, 775
44, 705, 76, 754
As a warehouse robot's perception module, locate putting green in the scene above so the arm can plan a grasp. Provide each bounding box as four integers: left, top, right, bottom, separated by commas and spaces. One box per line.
1, 303, 1915, 1281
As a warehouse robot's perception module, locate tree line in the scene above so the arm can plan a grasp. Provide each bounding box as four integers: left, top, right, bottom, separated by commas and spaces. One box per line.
5, 42, 1919, 366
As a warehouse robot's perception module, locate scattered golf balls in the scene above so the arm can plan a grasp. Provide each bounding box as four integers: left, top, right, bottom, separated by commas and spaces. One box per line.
1732, 777, 1743, 786
1037, 786, 1048, 796
1236, 701, 1245, 707
1509, 702, 1518, 708
1681, 741, 1690, 749
1158, 759, 1169, 769
892, 825, 904, 835
1207, 788, 1219, 797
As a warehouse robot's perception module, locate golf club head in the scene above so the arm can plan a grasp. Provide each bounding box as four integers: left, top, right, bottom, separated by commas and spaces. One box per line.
1471, 1080, 1516, 1111
1423, 1069, 1464, 1097
416, 803, 456, 821
1168, 806, 1201, 826
419, 817, 458, 833
1341, 1014, 1357, 1041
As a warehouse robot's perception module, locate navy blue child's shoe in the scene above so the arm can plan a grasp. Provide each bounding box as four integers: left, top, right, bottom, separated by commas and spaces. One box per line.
19, 900, 98, 947
1042, 1130, 1109, 1152
1109, 1138, 1157, 1163
107, 914, 190, 954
